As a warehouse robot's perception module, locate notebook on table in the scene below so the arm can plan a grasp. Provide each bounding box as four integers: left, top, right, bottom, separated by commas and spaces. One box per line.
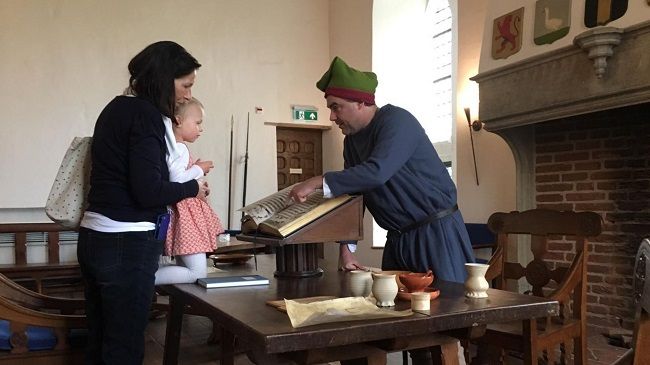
196, 275, 269, 289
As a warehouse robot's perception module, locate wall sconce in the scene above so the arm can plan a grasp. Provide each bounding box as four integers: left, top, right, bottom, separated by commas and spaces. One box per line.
574, 26, 623, 79
463, 107, 483, 131
463, 107, 480, 186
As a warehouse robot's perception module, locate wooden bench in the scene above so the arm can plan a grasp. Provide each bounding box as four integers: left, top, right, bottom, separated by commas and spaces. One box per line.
0, 223, 81, 295
0, 271, 85, 364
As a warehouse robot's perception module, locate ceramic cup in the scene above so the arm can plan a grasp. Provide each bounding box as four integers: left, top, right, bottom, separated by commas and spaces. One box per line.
371, 273, 398, 307
411, 292, 431, 311
218, 233, 230, 244
349, 270, 373, 297
464, 263, 490, 298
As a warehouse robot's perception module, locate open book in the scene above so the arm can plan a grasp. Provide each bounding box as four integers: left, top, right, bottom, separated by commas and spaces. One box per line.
240, 185, 353, 238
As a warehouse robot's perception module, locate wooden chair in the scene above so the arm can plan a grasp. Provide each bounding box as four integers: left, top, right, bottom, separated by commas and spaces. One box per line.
631, 238, 650, 364
476, 209, 602, 364
0, 272, 85, 364
613, 238, 650, 365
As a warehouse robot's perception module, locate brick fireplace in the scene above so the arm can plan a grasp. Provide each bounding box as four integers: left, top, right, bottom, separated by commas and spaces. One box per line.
472, 21, 650, 333
535, 104, 649, 330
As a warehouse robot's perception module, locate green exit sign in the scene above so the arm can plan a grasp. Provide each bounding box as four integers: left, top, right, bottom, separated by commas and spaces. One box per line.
293, 109, 318, 121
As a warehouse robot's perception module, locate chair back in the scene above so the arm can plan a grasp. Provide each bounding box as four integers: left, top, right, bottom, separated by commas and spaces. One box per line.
486, 209, 601, 311
634, 239, 650, 314
631, 238, 650, 364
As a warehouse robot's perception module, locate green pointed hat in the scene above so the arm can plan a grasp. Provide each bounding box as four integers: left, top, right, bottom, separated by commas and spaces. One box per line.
316, 57, 377, 105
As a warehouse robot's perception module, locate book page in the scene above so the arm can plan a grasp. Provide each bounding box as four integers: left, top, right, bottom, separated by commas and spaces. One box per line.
240, 185, 293, 224
260, 191, 324, 228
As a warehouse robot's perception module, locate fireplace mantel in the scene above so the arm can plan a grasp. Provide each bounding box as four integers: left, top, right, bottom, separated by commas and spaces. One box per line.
471, 21, 650, 132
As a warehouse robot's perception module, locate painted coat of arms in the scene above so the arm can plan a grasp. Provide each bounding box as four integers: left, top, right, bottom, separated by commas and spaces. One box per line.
492, 7, 524, 60
534, 0, 571, 45
584, 0, 628, 27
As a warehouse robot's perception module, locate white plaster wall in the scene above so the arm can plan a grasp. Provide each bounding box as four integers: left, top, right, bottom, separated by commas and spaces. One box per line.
479, 0, 650, 73
456, 0, 517, 224
0, 0, 520, 267
0, 0, 331, 227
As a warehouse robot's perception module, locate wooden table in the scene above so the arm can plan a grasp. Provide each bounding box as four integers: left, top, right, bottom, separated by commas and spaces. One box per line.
162, 255, 558, 365
212, 237, 266, 254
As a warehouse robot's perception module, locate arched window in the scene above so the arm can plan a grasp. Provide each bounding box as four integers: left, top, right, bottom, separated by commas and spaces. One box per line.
371, 0, 453, 247
429, 0, 453, 175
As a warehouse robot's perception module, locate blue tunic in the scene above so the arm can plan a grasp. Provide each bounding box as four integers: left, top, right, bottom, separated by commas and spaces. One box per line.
324, 105, 475, 282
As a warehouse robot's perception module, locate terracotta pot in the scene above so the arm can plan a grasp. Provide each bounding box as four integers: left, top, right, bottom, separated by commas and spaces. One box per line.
398, 270, 434, 292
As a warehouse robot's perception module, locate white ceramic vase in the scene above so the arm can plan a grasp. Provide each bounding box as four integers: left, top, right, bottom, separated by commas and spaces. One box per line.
371, 273, 398, 307
349, 270, 373, 297
464, 263, 490, 298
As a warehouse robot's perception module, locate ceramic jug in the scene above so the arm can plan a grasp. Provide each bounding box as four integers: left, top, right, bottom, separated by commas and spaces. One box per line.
371, 273, 398, 307
349, 270, 372, 297
464, 263, 490, 298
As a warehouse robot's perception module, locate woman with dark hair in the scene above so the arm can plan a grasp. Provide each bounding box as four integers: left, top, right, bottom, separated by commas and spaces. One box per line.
77, 41, 208, 364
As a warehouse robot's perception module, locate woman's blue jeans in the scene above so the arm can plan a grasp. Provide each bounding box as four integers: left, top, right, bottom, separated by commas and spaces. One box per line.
77, 227, 163, 365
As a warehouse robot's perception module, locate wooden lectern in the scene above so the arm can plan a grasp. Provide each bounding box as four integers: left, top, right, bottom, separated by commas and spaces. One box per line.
237, 195, 363, 278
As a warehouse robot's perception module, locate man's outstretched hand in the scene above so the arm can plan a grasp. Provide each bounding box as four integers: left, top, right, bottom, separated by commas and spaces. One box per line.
338, 243, 366, 271
288, 176, 323, 203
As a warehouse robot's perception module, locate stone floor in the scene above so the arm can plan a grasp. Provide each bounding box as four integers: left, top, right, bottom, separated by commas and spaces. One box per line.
583, 330, 630, 365
143, 314, 630, 364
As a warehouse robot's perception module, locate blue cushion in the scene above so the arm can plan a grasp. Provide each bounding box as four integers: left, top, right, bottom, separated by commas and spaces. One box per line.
0, 319, 57, 351
465, 223, 496, 247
